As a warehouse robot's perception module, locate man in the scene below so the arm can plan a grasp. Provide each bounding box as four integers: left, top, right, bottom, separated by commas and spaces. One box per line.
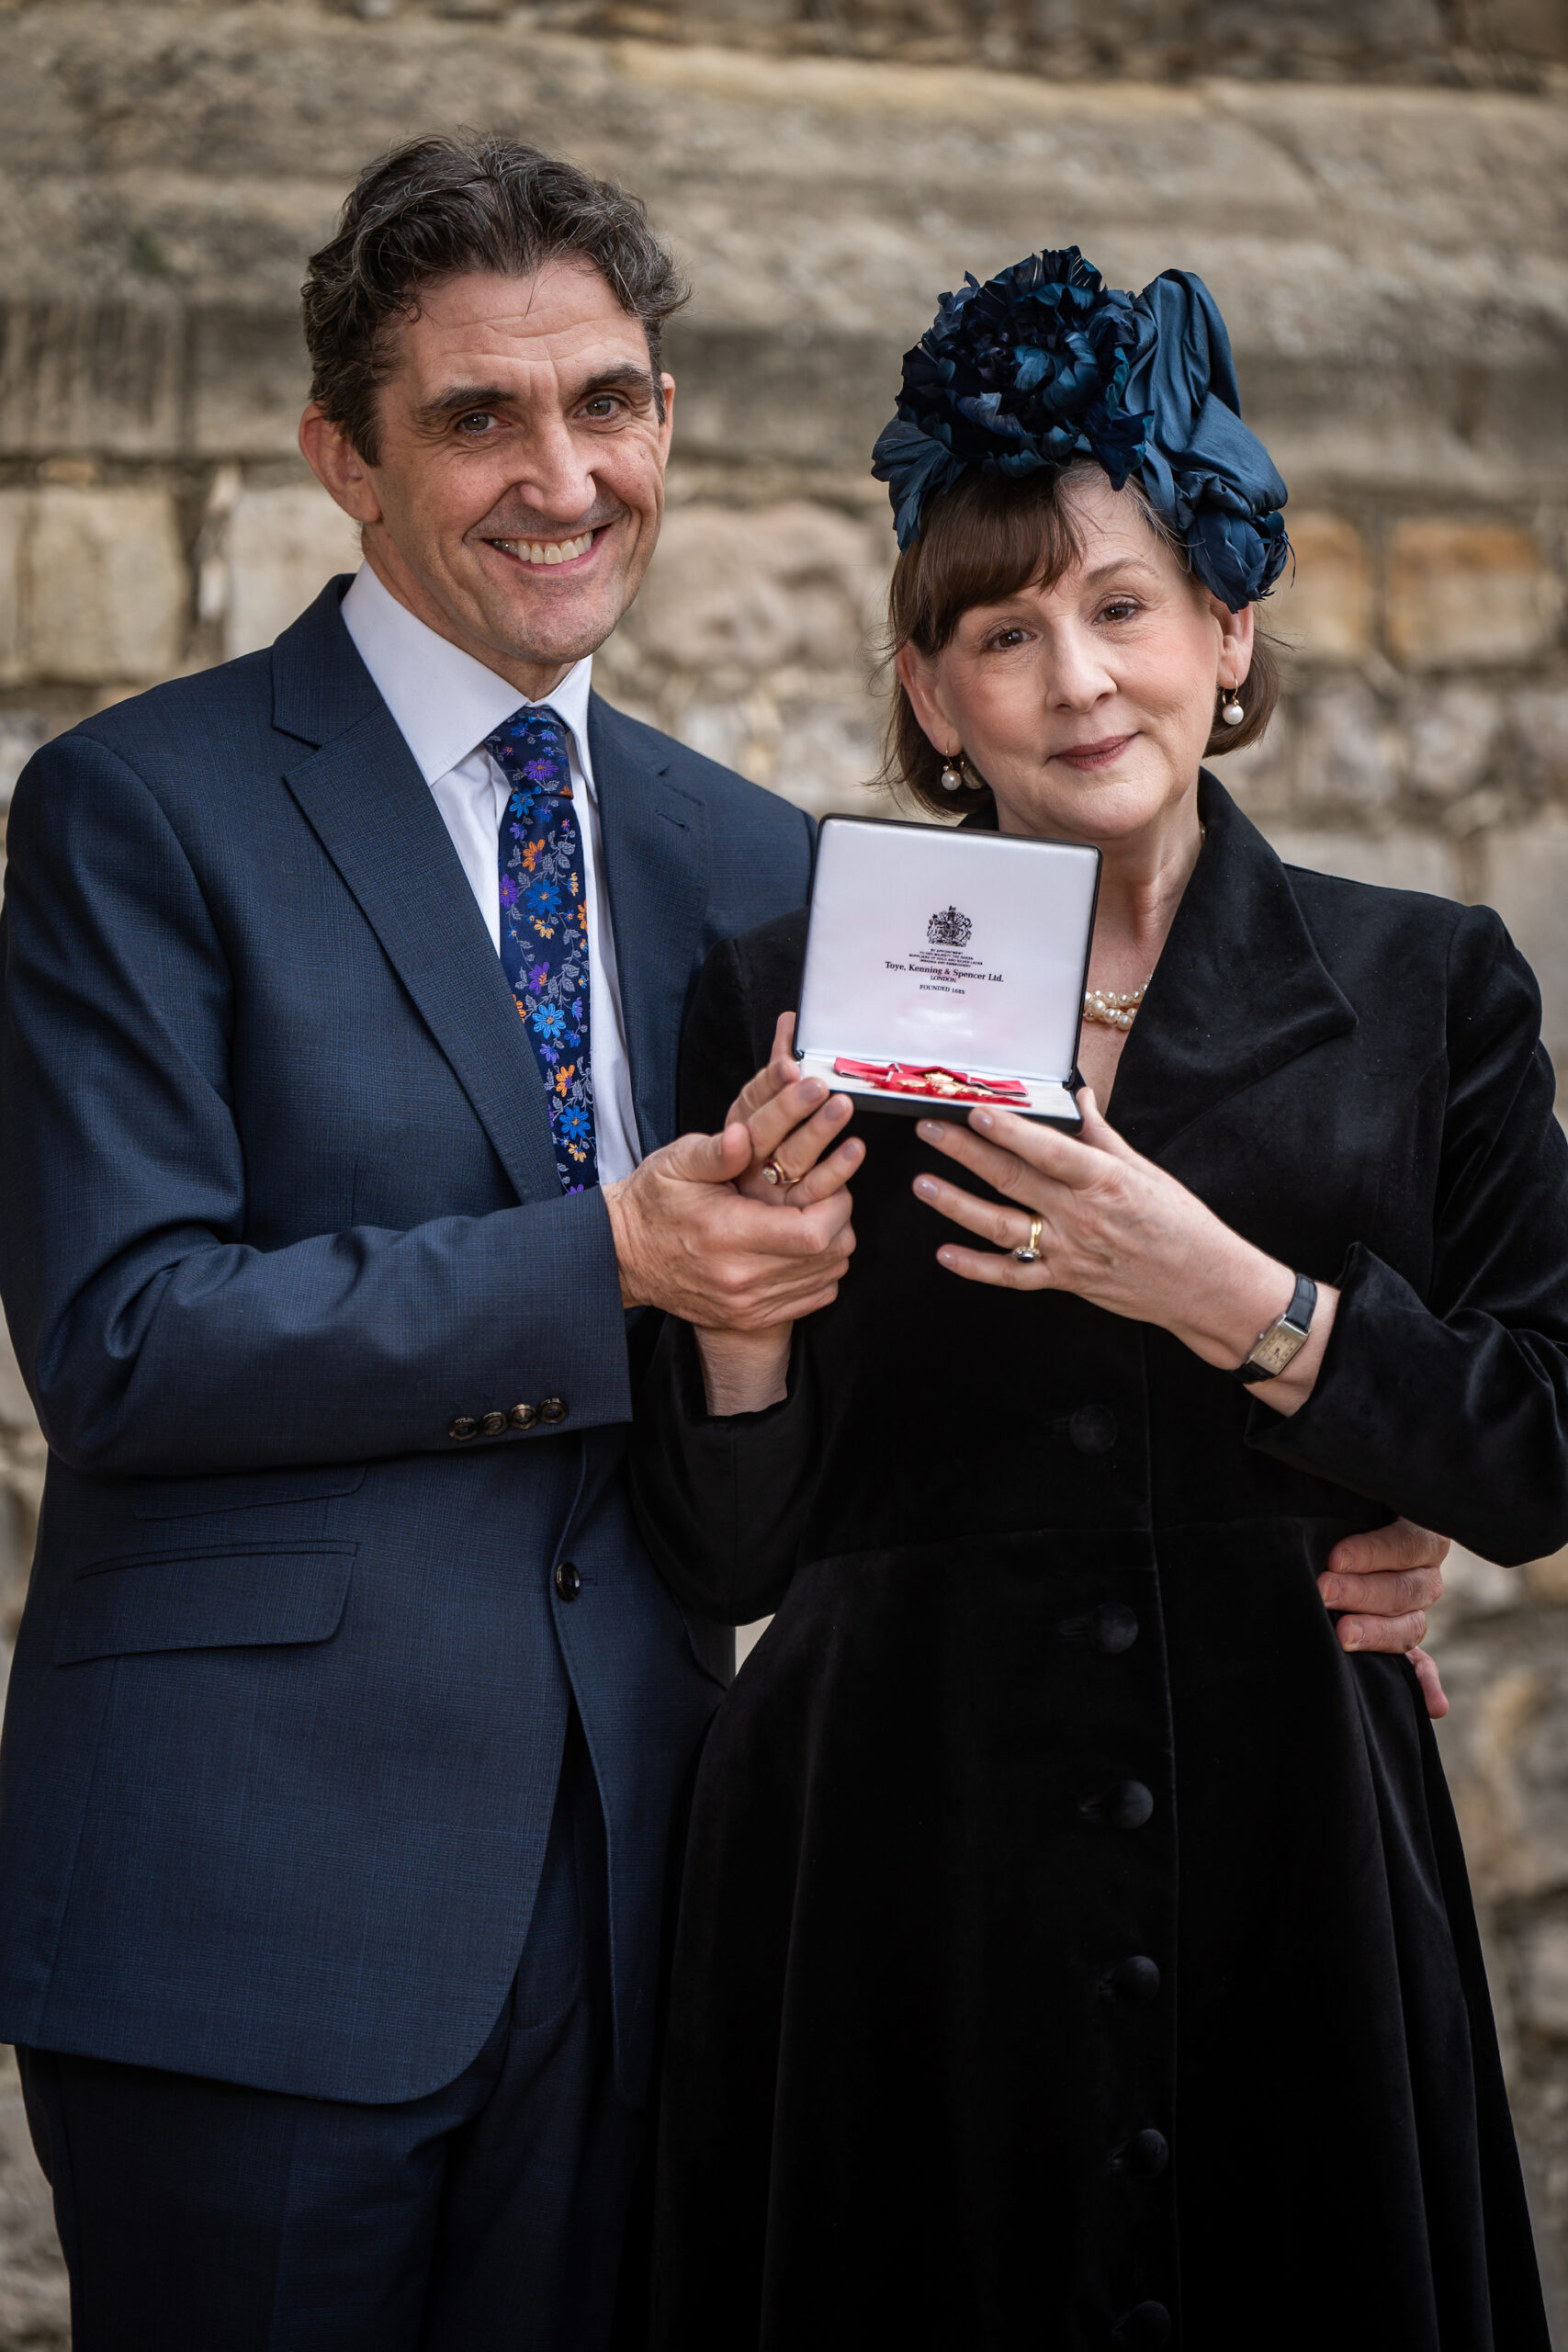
0, 135, 1447, 2347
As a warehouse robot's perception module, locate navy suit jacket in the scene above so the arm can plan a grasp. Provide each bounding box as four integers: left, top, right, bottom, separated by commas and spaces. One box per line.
0, 579, 814, 2106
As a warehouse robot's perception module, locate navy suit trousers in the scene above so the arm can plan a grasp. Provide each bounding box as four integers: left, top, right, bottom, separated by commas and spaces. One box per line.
17, 1713, 641, 2352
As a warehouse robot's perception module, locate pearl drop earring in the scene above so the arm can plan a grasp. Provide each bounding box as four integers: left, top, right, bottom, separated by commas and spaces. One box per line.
1220, 683, 1246, 728
939, 752, 967, 792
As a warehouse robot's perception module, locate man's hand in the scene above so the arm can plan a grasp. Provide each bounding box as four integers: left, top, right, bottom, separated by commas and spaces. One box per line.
604, 1120, 855, 1329
1318, 1521, 1450, 1719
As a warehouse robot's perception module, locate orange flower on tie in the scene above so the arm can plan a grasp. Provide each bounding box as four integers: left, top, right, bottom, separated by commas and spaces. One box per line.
556, 1065, 574, 1096
523, 842, 540, 872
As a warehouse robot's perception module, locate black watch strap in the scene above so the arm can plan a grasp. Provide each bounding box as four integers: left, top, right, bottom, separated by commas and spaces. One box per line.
1233, 1271, 1318, 1384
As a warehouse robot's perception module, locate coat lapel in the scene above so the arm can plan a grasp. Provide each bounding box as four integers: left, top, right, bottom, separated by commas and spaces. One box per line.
1108, 774, 1358, 1160
590, 695, 706, 1155
274, 583, 563, 1204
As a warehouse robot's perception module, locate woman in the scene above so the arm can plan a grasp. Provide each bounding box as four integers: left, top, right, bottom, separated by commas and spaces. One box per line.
630, 252, 1565, 2348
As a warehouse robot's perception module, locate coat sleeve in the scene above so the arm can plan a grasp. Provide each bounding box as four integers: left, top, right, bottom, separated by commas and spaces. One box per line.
629, 924, 820, 1619
0, 733, 633, 1475
1250, 903, 1568, 1563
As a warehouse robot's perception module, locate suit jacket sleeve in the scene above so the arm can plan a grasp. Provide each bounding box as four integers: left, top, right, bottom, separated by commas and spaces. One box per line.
0, 733, 633, 1474
630, 921, 820, 1620
1251, 903, 1568, 1563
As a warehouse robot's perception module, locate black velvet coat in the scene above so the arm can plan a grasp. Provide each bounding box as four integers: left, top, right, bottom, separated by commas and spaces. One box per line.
629, 778, 1568, 2352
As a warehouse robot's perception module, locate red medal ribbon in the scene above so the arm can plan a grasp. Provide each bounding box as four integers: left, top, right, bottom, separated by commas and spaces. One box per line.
832, 1057, 1029, 1104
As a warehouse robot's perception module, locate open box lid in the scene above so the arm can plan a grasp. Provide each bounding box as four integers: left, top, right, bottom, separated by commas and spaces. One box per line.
795, 815, 1101, 1123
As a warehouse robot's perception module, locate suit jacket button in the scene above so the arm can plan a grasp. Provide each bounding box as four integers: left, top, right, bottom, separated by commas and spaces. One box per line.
479, 1410, 508, 1437
1116, 2128, 1169, 2179
554, 1560, 581, 1601
1111, 2303, 1171, 2348
509, 1402, 538, 1430
1068, 1404, 1118, 1453
1107, 1955, 1161, 2004
1081, 1780, 1155, 1830
448, 1417, 479, 1442
1090, 1602, 1139, 1654
539, 1397, 568, 1425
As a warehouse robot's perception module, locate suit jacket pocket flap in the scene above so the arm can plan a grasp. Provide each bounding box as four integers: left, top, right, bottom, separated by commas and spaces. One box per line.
55, 1544, 356, 1664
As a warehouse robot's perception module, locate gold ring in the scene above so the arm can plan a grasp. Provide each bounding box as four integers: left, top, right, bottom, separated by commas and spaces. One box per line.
1013, 1215, 1043, 1264
761, 1155, 793, 1188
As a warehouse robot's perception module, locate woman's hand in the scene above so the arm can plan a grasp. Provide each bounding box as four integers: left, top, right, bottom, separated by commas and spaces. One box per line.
909, 1090, 1336, 1415
693, 1013, 862, 1417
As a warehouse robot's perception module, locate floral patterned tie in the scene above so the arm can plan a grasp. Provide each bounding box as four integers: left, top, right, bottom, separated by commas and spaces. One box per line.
484, 707, 598, 1193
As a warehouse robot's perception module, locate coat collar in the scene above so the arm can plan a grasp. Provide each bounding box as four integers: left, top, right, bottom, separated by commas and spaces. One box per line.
275, 580, 564, 1204
1100, 774, 1357, 1158
963, 772, 1357, 1159
273, 580, 704, 1186
588, 695, 706, 1156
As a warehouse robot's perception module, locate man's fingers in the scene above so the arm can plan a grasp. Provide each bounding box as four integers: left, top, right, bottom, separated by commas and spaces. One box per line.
746, 1084, 852, 1174
1337, 1610, 1427, 1654
1317, 1566, 1443, 1614
1326, 1520, 1450, 1578
1409, 1645, 1450, 1721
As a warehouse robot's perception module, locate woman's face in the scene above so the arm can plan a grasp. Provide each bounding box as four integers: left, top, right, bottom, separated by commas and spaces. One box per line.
897, 473, 1254, 849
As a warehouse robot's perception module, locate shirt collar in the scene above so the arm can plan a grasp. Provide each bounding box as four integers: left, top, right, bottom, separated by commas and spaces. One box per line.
341, 562, 595, 789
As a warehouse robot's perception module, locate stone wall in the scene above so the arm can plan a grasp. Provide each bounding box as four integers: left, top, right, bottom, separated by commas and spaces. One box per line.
0, 5, 1567, 2340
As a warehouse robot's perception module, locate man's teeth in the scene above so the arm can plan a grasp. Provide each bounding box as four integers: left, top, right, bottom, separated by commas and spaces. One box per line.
494, 531, 594, 566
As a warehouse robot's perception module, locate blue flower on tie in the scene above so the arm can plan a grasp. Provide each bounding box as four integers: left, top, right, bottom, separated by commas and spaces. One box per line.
525, 880, 562, 919
532, 1005, 565, 1041
559, 1105, 592, 1143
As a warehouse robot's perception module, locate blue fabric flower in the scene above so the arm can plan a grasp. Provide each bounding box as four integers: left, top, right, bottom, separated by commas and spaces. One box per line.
872, 248, 1289, 610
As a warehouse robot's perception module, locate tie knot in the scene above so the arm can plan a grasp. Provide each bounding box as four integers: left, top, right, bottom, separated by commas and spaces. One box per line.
485, 705, 572, 797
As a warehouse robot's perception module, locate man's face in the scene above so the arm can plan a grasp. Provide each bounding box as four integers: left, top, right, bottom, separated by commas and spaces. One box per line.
300, 261, 675, 695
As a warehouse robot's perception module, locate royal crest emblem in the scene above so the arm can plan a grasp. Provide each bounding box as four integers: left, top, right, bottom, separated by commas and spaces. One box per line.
927, 905, 974, 949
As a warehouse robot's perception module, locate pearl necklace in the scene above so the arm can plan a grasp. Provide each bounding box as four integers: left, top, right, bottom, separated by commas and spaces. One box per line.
1083, 978, 1152, 1032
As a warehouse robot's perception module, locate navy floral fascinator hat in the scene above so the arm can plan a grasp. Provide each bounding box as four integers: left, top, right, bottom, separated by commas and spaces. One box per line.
872, 248, 1289, 611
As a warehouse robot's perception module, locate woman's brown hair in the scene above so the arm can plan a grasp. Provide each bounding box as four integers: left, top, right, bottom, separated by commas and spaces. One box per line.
881, 463, 1281, 820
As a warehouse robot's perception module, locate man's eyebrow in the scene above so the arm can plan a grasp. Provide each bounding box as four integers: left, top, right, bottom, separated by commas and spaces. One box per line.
415, 366, 660, 426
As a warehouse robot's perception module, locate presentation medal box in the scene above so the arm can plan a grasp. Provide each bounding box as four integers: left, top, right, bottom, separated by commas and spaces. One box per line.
795, 816, 1101, 1130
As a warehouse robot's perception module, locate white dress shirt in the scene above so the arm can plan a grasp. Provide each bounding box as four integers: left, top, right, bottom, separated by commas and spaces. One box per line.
341, 563, 642, 1184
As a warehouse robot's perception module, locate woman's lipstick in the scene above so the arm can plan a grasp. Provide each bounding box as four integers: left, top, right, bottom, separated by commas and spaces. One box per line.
1052, 733, 1136, 771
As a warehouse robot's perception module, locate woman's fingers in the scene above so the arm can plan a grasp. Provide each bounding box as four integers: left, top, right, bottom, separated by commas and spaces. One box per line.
911, 1167, 1042, 1251
919, 1109, 1102, 1202
723, 1012, 804, 1127
929, 1240, 1042, 1289
783, 1136, 863, 1205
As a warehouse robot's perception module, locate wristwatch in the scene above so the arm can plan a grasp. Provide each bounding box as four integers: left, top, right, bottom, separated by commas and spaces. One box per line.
1233, 1272, 1317, 1384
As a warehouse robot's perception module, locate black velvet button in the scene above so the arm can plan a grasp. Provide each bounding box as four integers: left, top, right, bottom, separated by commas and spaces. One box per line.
539, 1397, 568, 1425
509, 1402, 538, 1430
1090, 1602, 1139, 1654
554, 1560, 581, 1601
1111, 2302, 1171, 2348
1068, 1404, 1118, 1453
479, 1410, 507, 1438
1115, 2128, 1169, 2179
1106, 1955, 1161, 2004
1081, 1781, 1155, 1830
448, 1417, 479, 1442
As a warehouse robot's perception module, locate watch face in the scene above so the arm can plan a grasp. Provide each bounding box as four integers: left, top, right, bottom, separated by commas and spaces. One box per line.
1250, 1320, 1309, 1377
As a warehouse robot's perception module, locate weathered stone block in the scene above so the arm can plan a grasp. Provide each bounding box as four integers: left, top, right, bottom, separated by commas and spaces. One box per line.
1510, 688, 1568, 799
1518, 1918, 1568, 2039
626, 503, 884, 681
224, 485, 364, 661
1385, 521, 1564, 671
1402, 684, 1504, 802
1287, 681, 1402, 814
0, 491, 27, 687
1483, 819, 1568, 1072
1261, 824, 1456, 899
1268, 512, 1371, 662
26, 488, 186, 685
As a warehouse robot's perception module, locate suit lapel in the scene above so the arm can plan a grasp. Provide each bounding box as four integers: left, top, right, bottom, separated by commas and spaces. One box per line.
276, 586, 562, 1204
590, 695, 706, 1154
1107, 775, 1358, 1160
